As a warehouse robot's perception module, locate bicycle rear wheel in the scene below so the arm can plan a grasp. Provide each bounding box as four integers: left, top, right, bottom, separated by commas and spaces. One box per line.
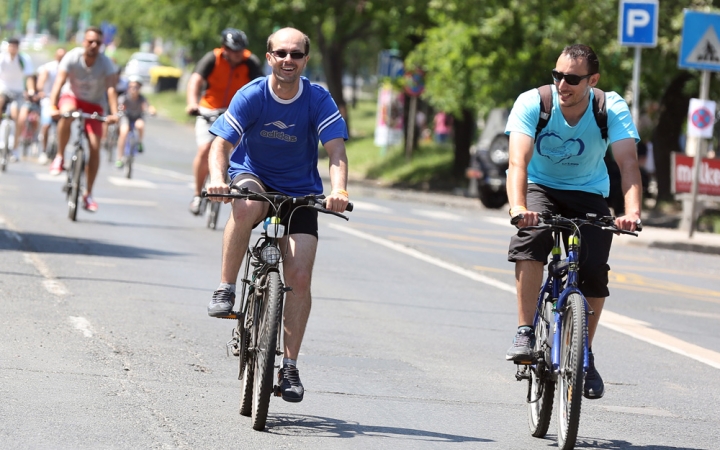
528, 300, 555, 437
206, 200, 221, 229
557, 293, 585, 450
251, 271, 283, 431
68, 149, 84, 221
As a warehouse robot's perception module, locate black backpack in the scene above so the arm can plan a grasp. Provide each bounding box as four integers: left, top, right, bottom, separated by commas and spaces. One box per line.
534, 84, 608, 141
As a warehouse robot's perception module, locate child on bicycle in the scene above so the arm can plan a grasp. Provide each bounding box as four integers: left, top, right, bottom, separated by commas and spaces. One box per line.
115, 75, 155, 168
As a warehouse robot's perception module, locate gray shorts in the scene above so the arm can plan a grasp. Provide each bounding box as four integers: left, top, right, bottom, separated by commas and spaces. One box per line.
195, 107, 224, 146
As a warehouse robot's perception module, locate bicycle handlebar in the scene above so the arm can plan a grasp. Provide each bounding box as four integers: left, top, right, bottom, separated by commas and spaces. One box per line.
201, 185, 353, 219
188, 109, 222, 123
510, 211, 641, 236
60, 111, 109, 122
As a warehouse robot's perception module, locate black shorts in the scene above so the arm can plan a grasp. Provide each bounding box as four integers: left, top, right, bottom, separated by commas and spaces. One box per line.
508, 184, 613, 298
231, 173, 319, 238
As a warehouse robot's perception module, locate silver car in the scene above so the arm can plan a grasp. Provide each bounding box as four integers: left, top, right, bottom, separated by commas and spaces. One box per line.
124, 52, 159, 85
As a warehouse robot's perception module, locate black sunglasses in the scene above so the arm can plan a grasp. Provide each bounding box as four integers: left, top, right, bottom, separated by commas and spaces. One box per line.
270, 50, 306, 60
85, 39, 103, 46
551, 69, 594, 86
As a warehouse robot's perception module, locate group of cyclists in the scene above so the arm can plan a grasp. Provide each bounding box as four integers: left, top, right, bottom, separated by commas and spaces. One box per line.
2, 25, 645, 427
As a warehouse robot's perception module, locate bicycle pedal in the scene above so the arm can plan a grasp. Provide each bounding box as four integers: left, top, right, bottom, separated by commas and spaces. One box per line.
514, 360, 534, 366
218, 313, 239, 320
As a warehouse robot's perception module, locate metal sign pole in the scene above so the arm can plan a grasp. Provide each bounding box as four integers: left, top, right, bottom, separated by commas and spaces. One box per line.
631, 46, 641, 126
687, 70, 712, 238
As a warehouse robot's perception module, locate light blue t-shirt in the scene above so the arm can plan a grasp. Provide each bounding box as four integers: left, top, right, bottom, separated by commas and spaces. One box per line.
504, 85, 638, 196
210, 76, 348, 196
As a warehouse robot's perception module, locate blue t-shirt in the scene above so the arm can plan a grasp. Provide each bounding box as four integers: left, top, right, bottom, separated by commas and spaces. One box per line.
504, 85, 638, 197
209, 76, 348, 196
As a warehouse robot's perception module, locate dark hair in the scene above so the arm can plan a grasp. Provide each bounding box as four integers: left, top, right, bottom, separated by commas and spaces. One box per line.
561, 44, 599, 75
85, 26, 104, 37
8, 37, 20, 45
266, 28, 310, 55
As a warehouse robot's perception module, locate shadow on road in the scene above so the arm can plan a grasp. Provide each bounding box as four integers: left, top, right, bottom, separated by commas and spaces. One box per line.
265, 413, 492, 443
0, 231, 183, 259
572, 436, 707, 450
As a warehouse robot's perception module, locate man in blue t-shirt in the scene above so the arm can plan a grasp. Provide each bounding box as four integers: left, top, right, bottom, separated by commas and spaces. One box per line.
504, 44, 642, 400
205, 27, 349, 403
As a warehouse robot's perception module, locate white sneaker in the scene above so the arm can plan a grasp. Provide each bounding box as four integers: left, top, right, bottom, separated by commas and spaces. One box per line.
10, 151, 20, 162
37, 152, 48, 165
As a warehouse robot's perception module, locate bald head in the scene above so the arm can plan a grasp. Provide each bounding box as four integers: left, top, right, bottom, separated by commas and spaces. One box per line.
267, 27, 310, 55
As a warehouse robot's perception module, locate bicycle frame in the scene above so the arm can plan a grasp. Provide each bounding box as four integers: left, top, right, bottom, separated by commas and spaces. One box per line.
534, 230, 590, 375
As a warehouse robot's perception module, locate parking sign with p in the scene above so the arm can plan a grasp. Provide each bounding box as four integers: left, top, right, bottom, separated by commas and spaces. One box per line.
619, 0, 659, 47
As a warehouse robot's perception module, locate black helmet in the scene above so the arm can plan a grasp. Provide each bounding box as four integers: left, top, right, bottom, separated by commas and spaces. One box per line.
221, 28, 248, 51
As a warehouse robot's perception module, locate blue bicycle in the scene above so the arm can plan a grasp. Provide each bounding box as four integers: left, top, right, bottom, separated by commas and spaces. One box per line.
512, 211, 640, 450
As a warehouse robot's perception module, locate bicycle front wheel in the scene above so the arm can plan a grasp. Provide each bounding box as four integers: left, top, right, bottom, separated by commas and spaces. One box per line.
528, 300, 555, 437
206, 200, 221, 229
1, 120, 10, 172
124, 155, 133, 179
251, 271, 283, 431
557, 293, 586, 450
238, 306, 253, 417
68, 150, 84, 221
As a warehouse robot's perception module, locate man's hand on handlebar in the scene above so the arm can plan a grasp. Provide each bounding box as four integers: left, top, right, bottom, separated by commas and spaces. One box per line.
207, 178, 231, 204
105, 113, 119, 125
186, 104, 199, 115
615, 213, 642, 232
326, 189, 349, 213
511, 210, 540, 228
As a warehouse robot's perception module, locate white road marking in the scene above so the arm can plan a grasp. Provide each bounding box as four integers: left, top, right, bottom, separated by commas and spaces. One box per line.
69, 316, 94, 338
412, 209, 463, 222
107, 177, 157, 189
348, 201, 392, 214
35, 173, 65, 182
482, 216, 515, 227
133, 163, 193, 181
329, 223, 720, 370
23, 253, 69, 296
93, 198, 157, 207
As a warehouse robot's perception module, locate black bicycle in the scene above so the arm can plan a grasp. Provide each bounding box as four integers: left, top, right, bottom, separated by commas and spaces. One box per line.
512, 211, 640, 449
202, 185, 352, 431
62, 111, 108, 221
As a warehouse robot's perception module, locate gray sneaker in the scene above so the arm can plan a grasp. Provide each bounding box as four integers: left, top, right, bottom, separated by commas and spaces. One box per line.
505, 327, 536, 362
189, 196, 202, 215
277, 364, 304, 403
207, 289, 235, 317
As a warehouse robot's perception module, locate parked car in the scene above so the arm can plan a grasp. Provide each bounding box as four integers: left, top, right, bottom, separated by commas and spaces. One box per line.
466, 108, 510, 209
124, 52, 160, 85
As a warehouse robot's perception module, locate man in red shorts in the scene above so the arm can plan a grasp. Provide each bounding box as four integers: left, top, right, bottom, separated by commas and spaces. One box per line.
48, 26, 118, 212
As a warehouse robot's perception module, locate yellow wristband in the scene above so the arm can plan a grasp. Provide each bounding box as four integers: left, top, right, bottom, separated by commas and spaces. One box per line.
509, 206, 527, 217
331, 189, 349, 198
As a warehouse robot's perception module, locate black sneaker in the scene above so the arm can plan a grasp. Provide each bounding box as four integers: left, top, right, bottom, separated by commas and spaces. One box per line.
189, 196, 202, 215
207, 289, 235, 317
277, 364, 304, 403
505, 327, 536, 362
584, 351, 604, 399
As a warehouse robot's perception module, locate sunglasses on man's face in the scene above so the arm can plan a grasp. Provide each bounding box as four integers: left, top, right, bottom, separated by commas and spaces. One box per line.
270, 50, 306, 60
551, 69, 594, 86
85, 39, 102, 46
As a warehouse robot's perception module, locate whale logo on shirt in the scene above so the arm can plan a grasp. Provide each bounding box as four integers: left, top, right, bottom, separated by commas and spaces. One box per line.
535, 132, 585, 165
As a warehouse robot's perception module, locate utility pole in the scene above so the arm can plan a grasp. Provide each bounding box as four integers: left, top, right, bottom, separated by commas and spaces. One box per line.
28, 0, 40, 36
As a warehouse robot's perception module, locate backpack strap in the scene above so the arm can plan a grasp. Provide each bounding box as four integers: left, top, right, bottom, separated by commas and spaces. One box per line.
591, 87, 608, 140
535, 84, 553, 139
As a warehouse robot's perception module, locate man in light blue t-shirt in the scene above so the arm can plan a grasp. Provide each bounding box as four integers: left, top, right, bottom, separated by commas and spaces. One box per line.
504, 44, 642, 400
204, 27, 349, 404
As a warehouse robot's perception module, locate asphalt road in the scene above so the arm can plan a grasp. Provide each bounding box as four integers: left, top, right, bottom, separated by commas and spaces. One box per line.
1, 115, 719, 449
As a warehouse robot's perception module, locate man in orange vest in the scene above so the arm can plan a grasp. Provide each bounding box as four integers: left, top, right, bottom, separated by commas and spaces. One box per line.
186, 28, 263, 215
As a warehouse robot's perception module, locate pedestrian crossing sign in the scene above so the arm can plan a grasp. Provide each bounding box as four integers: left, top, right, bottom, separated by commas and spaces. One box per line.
679, 10, 720, 71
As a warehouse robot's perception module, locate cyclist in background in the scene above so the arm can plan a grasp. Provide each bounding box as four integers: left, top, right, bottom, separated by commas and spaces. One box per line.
186, 28, 263, 215
504, 44, 642, 400
0, 37, 37, 162
36, 47, 67, 164
48, 26, 118, 212
205, 27, 349, 403
115, 75, 155, 168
